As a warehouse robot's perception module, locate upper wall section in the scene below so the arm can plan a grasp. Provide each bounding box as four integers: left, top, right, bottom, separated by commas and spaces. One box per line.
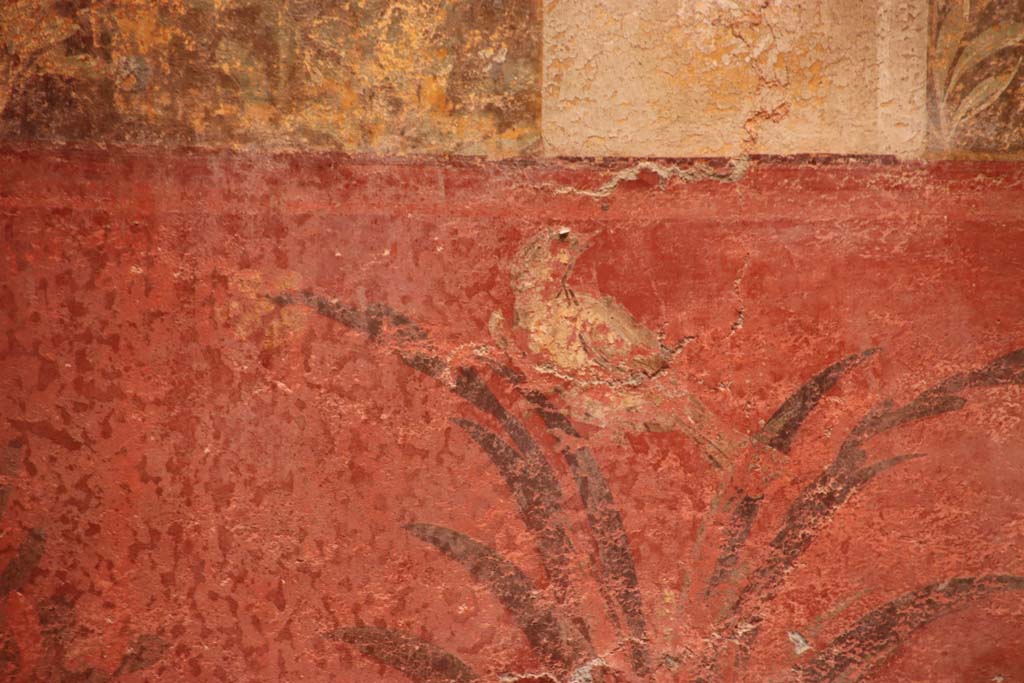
0, 0, 541, 155
1, 0, 1022, 157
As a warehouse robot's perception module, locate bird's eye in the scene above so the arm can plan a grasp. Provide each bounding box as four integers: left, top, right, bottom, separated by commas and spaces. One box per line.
557, 228, 571, 241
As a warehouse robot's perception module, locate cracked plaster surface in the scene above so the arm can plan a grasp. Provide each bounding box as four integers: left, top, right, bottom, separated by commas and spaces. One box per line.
543, 0, 929, 157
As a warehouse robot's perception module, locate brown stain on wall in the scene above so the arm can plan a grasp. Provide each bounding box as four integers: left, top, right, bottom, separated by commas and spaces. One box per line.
0, 0, 541, 155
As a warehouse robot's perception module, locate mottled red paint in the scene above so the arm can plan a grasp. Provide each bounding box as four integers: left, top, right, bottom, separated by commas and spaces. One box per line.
1, 149, 1023, 682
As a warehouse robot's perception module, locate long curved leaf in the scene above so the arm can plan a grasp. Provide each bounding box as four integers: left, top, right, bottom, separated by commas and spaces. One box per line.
523, 390, 580, 437
450, 366, 551, 470
406, 523, 590, 669
705, 494, 762, 593
736, 451, 923, 615
272, 292, 556, 492
951, 59, 1022, 133
735, 347, 1024, 621
852, 345, 1024, 445
274, 292, 582, 603
268, 291, 427, 342
327, 627, 478, 683
756, 349, 879, 453
946, 22, 1024, 99
451, 418, 576, 598
932, 0, 970, 97
565, 447, 652, 679
796, 575, 1024, 682
272, 292, 561, 484
962, 346, 1024, 387
272, 293, 550, 459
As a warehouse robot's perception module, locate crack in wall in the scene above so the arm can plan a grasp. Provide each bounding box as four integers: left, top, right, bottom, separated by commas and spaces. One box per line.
728, 255, 751, 337
726, 0, 794, 149
548, 156, 751, 198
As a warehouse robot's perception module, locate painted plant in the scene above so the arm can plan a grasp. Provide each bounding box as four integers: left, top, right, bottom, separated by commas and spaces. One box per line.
0, 438, 166, 682
270, 229, 1024, 683
929, 0, 1024, 148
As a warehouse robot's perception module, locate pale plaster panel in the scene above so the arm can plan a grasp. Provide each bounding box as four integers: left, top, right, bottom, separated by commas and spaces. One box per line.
543, 0, 929, 157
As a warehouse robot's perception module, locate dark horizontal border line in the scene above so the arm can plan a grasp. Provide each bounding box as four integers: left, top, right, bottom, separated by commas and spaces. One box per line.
2, 148, 1022, 178
2, 142, 1022, 167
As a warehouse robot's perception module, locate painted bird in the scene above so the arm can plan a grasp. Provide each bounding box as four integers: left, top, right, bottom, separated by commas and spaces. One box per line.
503, 227, 673, 387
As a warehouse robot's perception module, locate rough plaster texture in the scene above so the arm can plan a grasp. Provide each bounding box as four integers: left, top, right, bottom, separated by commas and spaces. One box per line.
4, 0, 1019, 155
2, 2, 1024, 681
4, 0, 1024, 157
543, 0, 930, 157
0, 0, 541, 155
2, 149, 1024, 681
